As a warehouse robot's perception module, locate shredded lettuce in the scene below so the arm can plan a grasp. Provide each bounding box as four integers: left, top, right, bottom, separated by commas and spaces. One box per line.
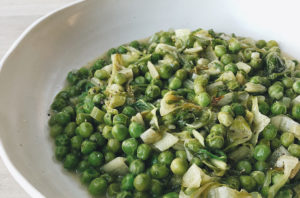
251, 97, 270, 144
147, 61, 160, 79
182, 164, 203, 188
153, 132, 179, 151
207, 186, 252, 198
245, 82, 266, 93
236, 62, 251, 73
130, 113, 145, 126
268, 155, 299, 198
271, 115, 300, 140
226, 116, 252, 150
160, 91, 182, 116
102, 157, 129, 175
140, 128, 161, 144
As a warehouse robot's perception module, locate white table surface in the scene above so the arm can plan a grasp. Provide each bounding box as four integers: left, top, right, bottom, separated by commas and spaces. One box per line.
0, 1, 75, 197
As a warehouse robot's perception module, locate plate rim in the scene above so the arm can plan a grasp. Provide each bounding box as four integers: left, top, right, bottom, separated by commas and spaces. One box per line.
0, 0, 85, 197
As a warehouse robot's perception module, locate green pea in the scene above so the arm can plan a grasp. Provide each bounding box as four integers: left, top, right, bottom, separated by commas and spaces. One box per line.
130, 40, 140, 49
250, 171, 265, 185
64, 122, 76, 137
81, 140, 97, 155
269, 83, 284, 100
256, 40, 267, 49
229, 39, 241, 53
220, 105, 234, 116
145, 85, 161, 99
249, 57, 262, 69
175, 150, 187, 160
158, 151, 174, 165
150, 164, 169, 179
254, 161, 269, 171
169, 77, 182, 90
122, 138, 138, 156
292, 104, 300, 120
134, 76, 146, 84
258, 101, 270, 115
137, 144, 151, 160
90, 133, 106, 146
195, 92, 211, 107
151, 53, 162, 64
78, 122, 93, 138
239, 175, 257, 192
293, 80, 300, 94
214, 45, 227, 57
286, 88, 297, 99
282, 77, 294, 88
71, 135, 83, 150
94, 69, 109, 80
272, 173, 284, 185
162, 192, 179, 198
112, 124, 128, 141
275, 189, 293, 198
133, 173, 151, 191
116, 191, 132, 198
81, 168, 99, 184
253, 144, 271, 161
134, 192, 150, 198
221, 54, 233, 65
122, 106, 137, 117
271, 138, 281, 150
105, 151, 115, 163
55, 112, 71, 126
206, 133, 224, 149
280, 132, 294, 147
103, 125, 113, 139
267, 40, 278, 48
224, 63, 238, 74
88, 177, 107, 196
107, 139, 121, 153
210, 124, 226, 136
114, 73, 127, 85
226, 80, 240, 91
63, 153, 79, 170
76, 113, 92, 125
236, 160, 252, 174
158, 64, 173, 79
288, 144, 300, 157
121, 173, 135, 191
129, 159, 145, 175
262, 124, 278, 140
55, 134, 69, 146
104, 112, 113, 125
151, 179, 163, 196
55, 146, 69, 161
170, 158, 188, 176
232, 103, 246, 116
225, 176, 240, 190
113, 114, 129, 126
129, 122, 145, 138
88, 151, 104, 167
185, 139, 201, 153
271, 101, 287, 115
50, 124, 64, 137
51, 97, 67, 111
77, 160, 90, 173
145, 72, 152, 82
107, 183, 120, 197
175, 69, 188, 80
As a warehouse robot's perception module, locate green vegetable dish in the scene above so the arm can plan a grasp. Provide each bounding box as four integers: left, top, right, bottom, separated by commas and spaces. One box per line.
49, 28, 300, 198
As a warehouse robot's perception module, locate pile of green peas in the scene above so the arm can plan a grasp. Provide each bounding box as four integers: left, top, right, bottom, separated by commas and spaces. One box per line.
49, 28, 300, 198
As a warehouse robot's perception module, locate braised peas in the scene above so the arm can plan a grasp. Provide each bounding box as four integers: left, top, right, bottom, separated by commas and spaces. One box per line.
50, 28, 300, 197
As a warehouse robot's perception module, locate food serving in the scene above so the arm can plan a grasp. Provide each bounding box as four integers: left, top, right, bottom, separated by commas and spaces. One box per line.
48, 28, 300, 198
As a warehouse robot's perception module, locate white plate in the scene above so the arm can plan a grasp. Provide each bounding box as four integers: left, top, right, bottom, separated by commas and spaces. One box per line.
0, 0, 300, 197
